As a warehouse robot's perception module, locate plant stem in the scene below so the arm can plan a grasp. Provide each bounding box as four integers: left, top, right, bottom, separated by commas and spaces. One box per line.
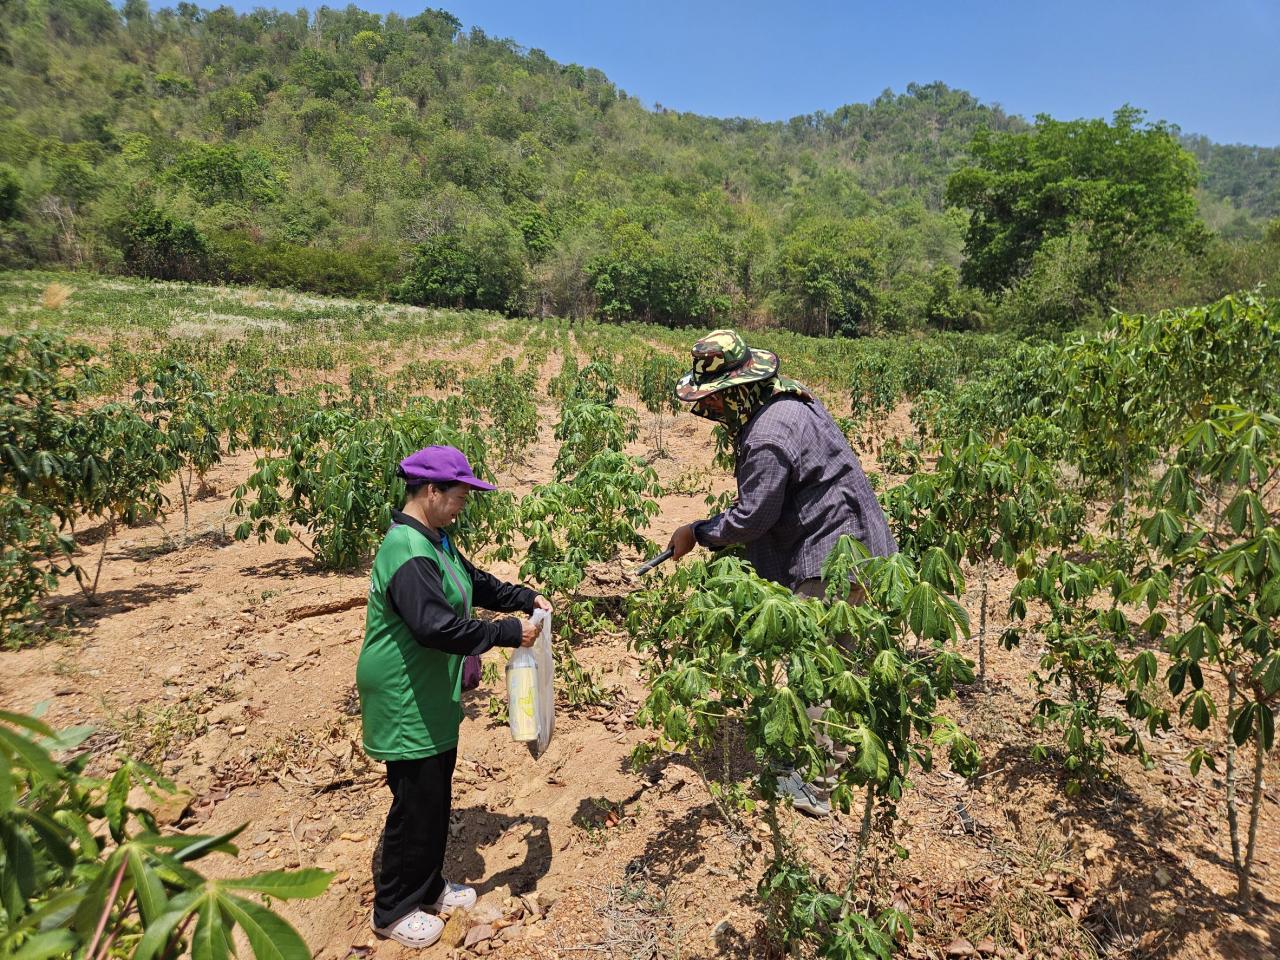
179, 468, 191, 539
762, 793, 784, 865
84, 859, 127, 960
83, 525, 112, 601
839, 788, 876, 922
1239, 709, 1266, 912
1226, 669, 1241, 871
978, 571, 988, 680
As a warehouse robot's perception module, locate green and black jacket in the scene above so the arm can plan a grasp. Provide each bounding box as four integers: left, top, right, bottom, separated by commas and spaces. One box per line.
356, 510, 537, 761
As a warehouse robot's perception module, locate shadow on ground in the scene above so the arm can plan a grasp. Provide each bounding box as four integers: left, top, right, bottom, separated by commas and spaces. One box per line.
370, 808, 552, 899
986, 741, 1279, 959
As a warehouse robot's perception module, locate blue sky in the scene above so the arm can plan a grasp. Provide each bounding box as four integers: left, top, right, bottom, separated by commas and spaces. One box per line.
229, 0, 1279, 145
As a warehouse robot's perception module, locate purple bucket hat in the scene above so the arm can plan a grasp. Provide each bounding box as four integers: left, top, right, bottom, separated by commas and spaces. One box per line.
398, 446, 496, 491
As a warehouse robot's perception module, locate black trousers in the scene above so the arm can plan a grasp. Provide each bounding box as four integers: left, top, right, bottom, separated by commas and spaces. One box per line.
373, 748, 457, 929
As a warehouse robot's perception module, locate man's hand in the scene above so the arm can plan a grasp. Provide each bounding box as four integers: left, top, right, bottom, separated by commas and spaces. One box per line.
519, 619, 538, 646
667, 523, 698, 561
533, 594, 552, 613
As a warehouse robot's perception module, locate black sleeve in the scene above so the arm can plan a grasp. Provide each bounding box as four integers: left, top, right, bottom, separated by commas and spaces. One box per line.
387, 556, 523, 656
460, 553, 538, 614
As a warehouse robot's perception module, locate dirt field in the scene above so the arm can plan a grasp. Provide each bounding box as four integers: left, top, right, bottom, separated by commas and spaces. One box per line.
2, 342, 1277, 960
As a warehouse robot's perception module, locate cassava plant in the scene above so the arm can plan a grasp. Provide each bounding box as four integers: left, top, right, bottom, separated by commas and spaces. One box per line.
132, 361, 223, 538
887, 432, 1082, 678
1002, 552, 1170, 795
515, 377, 662, 705
233, 403, 512, 570
1141, 404, 1280, 910
628, 538, 978, 957
635, 354, 683, 458
0, 709, 331, 960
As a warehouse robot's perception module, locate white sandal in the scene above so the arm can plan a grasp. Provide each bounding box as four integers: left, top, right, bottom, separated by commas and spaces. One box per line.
429, 879, 477, 913
372, 909, 445, 948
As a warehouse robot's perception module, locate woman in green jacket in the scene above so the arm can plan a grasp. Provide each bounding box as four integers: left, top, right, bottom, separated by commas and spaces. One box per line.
357, 445, 550, 948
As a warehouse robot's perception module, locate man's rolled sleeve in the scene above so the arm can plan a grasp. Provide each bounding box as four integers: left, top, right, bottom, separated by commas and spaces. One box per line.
695, 443, 789, 547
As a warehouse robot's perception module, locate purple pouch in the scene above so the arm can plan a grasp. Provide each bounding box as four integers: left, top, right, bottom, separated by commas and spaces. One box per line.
462, 654, 482, 691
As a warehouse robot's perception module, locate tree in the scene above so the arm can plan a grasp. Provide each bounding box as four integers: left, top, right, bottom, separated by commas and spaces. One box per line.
112, 201, 210, 281
946, 107, 1204, 299
396, 217, 527, 312
0, 166, 20, 221
774, 218, 885, 337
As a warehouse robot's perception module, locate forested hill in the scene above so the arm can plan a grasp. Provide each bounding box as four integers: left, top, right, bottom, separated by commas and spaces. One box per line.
1, 1, 1276, 334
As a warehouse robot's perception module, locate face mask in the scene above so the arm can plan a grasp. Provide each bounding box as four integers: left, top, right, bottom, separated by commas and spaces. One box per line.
691, 376, 812, 440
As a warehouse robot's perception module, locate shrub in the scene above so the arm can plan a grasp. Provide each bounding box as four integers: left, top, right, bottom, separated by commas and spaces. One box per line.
113, 201, 211, 281
212, 231, 400, 298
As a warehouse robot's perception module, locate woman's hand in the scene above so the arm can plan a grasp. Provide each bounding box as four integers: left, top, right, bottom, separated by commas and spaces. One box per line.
533, 594, 552, 613
519, 619, 538, 646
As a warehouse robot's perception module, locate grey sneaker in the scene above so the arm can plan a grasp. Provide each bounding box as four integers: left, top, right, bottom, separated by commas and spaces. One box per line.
776, 769, 831, 817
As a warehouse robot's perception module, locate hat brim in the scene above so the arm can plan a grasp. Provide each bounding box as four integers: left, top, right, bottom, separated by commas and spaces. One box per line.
675, 348, 779, 402
458, 477, 497, 491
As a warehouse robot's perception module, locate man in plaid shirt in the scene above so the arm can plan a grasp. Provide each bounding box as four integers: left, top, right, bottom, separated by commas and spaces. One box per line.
665, 329, 898, 815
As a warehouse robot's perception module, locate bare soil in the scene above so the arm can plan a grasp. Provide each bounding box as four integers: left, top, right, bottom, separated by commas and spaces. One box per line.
2, 366, 1277, 960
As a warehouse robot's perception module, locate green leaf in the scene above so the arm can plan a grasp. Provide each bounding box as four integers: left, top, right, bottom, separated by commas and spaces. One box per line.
0, 710, 58, 740
1186, 689, 1217, 731
125, 845, 170, 923
1257, 652, 1280, 697
1231, 703, 1256, 747
1, 821, 38, 898
105, 766, 130, 842
849, 723, 890, 785
0, 727, 60, 786
222, 868, 333, 900
12, 808, 75, 874
132, 890, 202, 960
191, 895, 233, 960
221, 893, 314, 960
0, 754, 14, 814
8, 929, 78, 960
150, 823, 247, 862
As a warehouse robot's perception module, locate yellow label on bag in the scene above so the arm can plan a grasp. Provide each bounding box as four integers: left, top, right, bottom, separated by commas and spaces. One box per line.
508, 664, 538, 741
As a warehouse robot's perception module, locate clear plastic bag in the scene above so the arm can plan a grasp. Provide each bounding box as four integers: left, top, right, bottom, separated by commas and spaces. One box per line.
506, 609, 554, 755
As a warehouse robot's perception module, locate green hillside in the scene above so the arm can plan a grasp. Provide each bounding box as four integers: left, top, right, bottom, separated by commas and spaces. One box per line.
0, 1, 1276, 333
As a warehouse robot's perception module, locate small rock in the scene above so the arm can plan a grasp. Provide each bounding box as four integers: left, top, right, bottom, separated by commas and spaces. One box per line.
711, 916, 735, 942
471, 904, 503, 925
1153, 866, 1172, 888
475, 885, 511, 915
339, 832, 366, 843
438, 908, 469, 949
464, 924, 495, 948
229, 725, 247, 737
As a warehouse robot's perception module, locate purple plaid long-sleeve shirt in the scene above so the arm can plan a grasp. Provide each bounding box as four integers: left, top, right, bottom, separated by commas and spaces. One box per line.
693, 394, 897, 589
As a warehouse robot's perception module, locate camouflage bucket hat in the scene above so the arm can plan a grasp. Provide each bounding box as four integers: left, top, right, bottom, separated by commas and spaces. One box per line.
675, 329, 779, 402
